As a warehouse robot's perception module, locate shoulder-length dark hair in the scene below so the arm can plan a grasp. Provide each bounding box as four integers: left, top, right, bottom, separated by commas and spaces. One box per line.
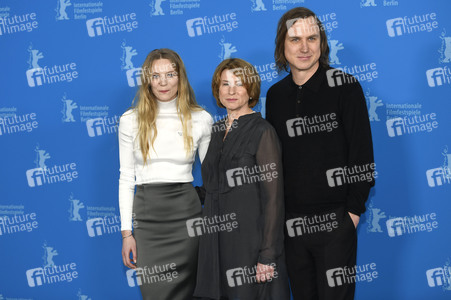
274, 7, 330, 72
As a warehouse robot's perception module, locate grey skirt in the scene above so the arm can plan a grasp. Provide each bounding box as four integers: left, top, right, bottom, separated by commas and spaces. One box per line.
133, 182, 201, 300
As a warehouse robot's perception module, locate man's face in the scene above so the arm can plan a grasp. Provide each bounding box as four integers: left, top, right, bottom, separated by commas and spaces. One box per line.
284, 16, 321, 74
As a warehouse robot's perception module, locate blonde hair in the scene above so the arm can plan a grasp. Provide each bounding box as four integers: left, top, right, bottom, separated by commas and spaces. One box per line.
132, 48, 203, 164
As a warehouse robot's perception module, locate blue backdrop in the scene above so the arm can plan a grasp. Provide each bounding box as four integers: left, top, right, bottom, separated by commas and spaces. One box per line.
1, 0, 450, 299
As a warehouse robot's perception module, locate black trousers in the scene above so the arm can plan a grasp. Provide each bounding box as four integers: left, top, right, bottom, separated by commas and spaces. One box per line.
285, 206, 357, 300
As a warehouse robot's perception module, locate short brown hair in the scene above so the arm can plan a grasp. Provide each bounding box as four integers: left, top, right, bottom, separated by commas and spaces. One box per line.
211, 58, 260, 108
274, 7, 330, 72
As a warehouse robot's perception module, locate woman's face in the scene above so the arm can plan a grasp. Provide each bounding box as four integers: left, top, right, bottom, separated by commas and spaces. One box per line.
149, 59, 178, 102
218, 69, 250, 115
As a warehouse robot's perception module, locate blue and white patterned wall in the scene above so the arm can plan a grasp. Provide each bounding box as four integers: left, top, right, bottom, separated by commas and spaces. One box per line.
0, 0, 450, 299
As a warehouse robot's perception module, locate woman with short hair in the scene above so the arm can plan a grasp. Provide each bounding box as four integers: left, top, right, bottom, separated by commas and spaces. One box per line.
194, 58, 290, 300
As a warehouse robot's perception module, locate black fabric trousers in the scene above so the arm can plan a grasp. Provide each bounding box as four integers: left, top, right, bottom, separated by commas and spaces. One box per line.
285, 206, 357, 300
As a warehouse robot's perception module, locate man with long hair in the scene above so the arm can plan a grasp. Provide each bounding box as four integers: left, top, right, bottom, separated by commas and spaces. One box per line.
266, 7, 375, 300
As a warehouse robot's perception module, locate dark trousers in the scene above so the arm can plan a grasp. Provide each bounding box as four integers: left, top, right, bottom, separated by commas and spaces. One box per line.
285, 206, 357, 300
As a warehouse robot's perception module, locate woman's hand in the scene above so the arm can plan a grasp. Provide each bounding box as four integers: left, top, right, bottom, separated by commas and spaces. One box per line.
121, 230, 137, 269
256, 263, 275, 283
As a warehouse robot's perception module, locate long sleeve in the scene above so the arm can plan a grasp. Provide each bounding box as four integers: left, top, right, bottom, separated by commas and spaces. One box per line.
265, 88, 274, 125
118, 111, 136, 231
197, 111, 213, 163
194, 112, 212, 205
255, 126, 285, 265
340, 81, 375, 216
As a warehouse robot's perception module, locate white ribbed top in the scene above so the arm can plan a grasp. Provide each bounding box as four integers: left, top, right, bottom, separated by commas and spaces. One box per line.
118, 98, 213, 230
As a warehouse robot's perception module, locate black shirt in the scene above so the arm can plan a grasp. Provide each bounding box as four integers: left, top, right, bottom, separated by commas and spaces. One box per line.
194, 112, 290, 299
266, 65, 375, 216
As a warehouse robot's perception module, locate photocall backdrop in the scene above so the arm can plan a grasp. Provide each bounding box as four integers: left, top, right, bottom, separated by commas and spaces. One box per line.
0, 0, 450, 299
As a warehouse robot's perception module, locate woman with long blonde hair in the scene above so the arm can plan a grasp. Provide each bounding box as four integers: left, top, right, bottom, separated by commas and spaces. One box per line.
118, 48, 213, 299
